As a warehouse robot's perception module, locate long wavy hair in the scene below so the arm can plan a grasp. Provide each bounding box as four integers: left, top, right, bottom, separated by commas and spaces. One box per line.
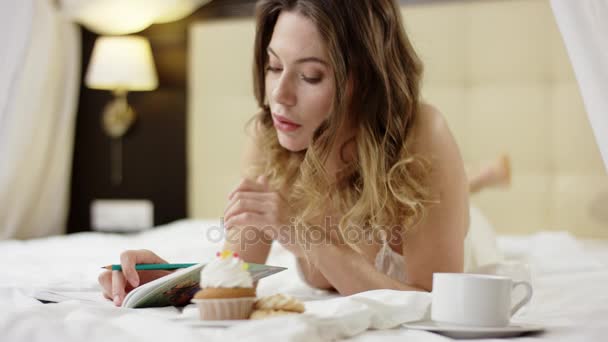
249, 0, 432, 252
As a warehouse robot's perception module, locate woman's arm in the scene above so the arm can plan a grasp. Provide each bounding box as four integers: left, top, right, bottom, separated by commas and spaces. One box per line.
307, 243, 425, 295
305, 105, 469, 295
222, 124, 273, 265
296, 257, 335, 290
223, 225, 272, 265
402, 105, 469, 289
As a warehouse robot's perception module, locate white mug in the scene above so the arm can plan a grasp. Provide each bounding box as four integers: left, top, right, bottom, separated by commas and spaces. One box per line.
431, 273, 533, 327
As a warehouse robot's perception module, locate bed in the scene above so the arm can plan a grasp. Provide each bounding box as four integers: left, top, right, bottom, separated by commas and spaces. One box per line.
4, 1, 608, 340
1, 219, 607, 341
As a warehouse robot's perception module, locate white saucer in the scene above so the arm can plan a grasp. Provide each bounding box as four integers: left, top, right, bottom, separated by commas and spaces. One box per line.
402, 320, 545, 339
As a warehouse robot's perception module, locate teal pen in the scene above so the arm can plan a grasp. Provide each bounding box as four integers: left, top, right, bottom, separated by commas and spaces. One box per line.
102, 263, 197, 271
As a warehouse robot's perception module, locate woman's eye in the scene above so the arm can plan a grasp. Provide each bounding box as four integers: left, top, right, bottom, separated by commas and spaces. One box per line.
301, 75, 322, 84
266, 66, 283, 73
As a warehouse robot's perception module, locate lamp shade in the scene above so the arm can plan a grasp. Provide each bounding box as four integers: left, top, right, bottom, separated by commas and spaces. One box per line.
60, 0, 212, 35
85, 36, 158, 91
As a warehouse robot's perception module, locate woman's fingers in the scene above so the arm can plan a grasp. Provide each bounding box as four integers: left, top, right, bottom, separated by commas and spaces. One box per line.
119, 249, 167, 289
119, 251, 139, 288
98, 271, 113, 300
101, 249, 168, 306
223, 192, 273, 217
112, 270, 127, 305
225, 212, 279, 242
256, 175, 269, 191
224, 198, 268, 224
228, 178, 268, 200
224, 212, 265, 229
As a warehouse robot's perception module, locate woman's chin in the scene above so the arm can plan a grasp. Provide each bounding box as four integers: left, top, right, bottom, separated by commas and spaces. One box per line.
278, 135, 308, 152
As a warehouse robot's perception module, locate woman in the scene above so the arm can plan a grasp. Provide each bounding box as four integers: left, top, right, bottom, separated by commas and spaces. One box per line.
99, 0, 501, 306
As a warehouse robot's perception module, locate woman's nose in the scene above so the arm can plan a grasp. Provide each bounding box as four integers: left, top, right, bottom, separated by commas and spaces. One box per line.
272, 75, 296, 107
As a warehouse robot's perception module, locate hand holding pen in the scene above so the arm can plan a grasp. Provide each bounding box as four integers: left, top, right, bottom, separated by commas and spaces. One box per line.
98, 249, 172, 306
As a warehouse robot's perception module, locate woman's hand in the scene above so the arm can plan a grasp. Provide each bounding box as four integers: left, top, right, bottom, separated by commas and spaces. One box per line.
224, 176, 304, 257
98, 249, 172, 306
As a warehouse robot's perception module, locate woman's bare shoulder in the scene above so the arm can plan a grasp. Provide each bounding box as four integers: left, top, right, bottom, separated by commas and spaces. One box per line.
410, 102, 454, 155
409, 101, 468, 195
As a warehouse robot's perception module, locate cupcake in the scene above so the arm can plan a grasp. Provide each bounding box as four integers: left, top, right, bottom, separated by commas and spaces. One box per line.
192, 250, 256, 320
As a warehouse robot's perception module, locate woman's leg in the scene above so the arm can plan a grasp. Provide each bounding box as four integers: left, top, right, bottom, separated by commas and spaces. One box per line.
468, 154, 511, 194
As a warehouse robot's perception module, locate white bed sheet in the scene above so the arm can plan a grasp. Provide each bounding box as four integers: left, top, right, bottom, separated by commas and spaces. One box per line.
1, 219, 607, 342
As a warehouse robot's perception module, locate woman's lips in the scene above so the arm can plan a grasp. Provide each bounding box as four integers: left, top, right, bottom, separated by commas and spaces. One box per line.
273, 114, 301, 132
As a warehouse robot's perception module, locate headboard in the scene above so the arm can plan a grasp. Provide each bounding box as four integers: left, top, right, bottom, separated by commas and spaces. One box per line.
187, 0, 608, 237
188, 18, 257, 221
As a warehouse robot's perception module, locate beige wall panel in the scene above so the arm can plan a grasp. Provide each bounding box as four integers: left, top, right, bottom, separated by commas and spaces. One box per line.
191, 19, 257, 97
551, 83, 606, 175
550, 176, 608, 238
548, 13, 577, 83
469, 0, 553, 84
402, 3, 470, 84
468, 84, 551, 173
472, 174, 552, 234
189, 20, 257, 218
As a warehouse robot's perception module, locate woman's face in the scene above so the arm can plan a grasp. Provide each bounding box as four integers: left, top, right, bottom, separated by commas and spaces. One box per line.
265, 11, 335, 152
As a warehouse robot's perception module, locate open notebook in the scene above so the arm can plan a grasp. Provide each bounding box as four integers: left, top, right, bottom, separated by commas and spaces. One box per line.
33, 262, 286, 308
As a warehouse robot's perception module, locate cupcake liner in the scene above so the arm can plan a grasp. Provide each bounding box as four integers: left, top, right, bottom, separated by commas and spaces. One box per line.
192, 297, 256, 320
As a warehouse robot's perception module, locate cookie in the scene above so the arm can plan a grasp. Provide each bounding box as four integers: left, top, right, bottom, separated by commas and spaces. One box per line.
250, 309, 298, 320
254, 294, 305, 313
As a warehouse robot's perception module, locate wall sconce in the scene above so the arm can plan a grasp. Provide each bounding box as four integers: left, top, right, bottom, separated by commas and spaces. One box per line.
85, 35, 158, 185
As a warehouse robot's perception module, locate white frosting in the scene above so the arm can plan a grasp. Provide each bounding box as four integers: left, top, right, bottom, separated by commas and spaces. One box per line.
200, 255, 253, 288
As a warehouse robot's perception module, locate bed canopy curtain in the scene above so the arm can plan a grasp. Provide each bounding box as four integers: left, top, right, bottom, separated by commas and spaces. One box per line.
551, 0, 608, 173
0, 0, 80, 240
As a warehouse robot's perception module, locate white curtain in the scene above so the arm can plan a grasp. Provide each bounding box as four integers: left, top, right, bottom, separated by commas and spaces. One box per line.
551, 0, 608, 173
0, 0, 80, 239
